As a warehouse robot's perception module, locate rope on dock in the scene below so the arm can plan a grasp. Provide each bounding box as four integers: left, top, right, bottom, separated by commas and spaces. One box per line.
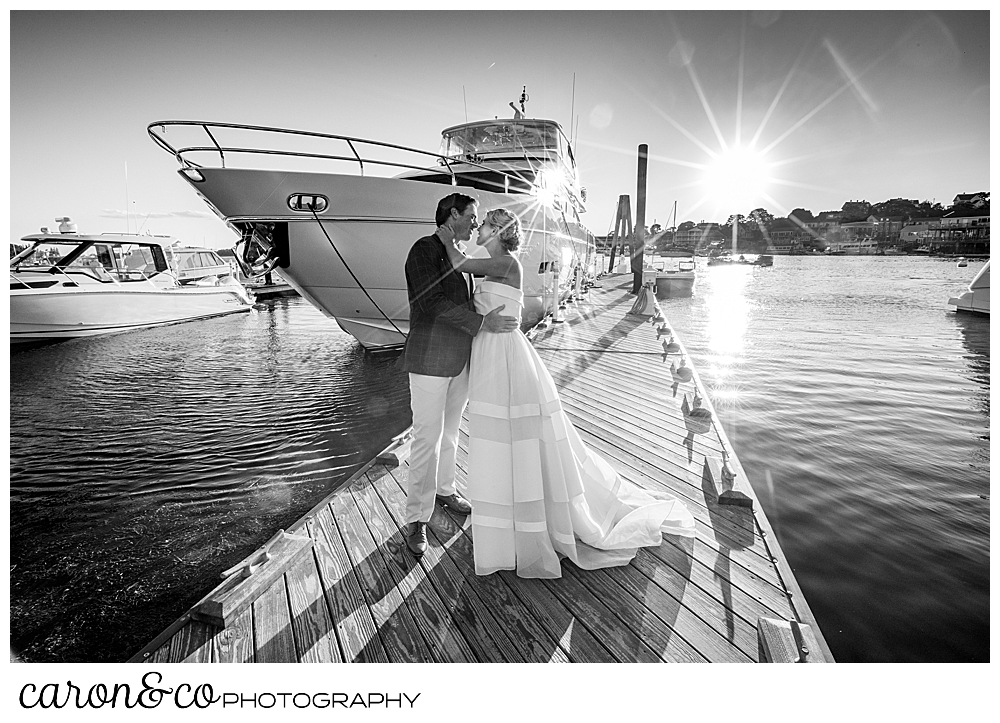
309, 208, 407, 338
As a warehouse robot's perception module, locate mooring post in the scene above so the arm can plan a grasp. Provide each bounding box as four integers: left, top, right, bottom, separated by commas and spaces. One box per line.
632, 144, 648, 293
608, 194, 632, 273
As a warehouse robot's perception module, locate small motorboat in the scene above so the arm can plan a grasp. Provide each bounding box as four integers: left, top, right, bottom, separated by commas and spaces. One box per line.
10, 218, 255, 346
948, 261, 989, 315
707, 253, 754, 266
754, 254, 774, 267
654, 258, 696, 297
957, 257, 969, 267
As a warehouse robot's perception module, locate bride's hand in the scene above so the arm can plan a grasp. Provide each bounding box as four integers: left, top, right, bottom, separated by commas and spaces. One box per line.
438, 225, 466, 267
436, 225, 456, 244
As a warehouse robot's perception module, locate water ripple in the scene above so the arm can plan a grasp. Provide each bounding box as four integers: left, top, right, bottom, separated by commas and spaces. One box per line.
664, 256, 989, 662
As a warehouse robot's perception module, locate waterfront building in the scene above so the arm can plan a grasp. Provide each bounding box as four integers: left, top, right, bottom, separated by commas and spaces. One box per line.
898, 210, 989, 255
675, 222, 726, 250
936, 209, 990, 255
871, 215, 904, 244
803, 211, 844, 247
898, 218, 939, 249
953, 192, 988, 208
832, 219, 878, 253
765, 217, 808, 253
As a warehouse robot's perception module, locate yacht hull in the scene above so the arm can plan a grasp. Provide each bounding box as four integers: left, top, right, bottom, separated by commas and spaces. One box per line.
10, 285, 253, 345
185, 168, 592, 349
948, 261, 990, 315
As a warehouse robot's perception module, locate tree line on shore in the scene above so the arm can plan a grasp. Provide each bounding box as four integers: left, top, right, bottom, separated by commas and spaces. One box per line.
639, 192, 989, 254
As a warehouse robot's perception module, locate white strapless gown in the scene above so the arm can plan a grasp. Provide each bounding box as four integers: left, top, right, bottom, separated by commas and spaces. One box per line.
466, 281, 696, 578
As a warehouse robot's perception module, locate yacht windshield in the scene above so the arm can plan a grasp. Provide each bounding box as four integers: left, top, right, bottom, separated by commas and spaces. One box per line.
11, 241, 82, 269
11, 239, 167, 281
440, 122, 556, 158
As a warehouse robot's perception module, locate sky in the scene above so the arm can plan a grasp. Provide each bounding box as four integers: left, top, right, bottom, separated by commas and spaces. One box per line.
9, 8, 990, 249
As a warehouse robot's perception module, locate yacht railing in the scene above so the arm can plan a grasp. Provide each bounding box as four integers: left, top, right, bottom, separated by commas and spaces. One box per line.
147, 121, 545, 188
10, 266, 95, 288
11, 265, 167, 289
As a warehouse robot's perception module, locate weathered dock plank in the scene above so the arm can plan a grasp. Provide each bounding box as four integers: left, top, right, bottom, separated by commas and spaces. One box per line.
168, 619, 214, 663
345, 473, 476, 663
252, 575, 297, 663
427, 478, 631, 663
538, 562, 680, 662
306, 508, 389, 663
366, 466, 527, 662
211, 605, 254, 663
629, 543, 760, 659
332, 474, 436, 663
284, 554, 341, 663
597, 554, 753, 662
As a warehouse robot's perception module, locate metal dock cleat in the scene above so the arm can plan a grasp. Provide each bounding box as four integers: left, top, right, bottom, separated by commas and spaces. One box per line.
704, 451, 753, 508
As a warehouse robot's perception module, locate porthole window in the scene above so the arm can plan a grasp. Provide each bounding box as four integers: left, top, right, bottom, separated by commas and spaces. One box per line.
288, 194, 329, 213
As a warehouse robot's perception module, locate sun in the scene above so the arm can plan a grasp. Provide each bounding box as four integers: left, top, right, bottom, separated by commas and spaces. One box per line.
703, 145, 771, 211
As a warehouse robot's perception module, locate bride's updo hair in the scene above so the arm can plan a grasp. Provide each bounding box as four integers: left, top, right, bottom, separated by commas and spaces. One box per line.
486, 208, 522, 252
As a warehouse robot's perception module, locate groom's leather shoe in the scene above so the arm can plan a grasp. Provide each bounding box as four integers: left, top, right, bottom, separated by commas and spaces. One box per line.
405, 522, 428, 557
436, 492, 472, 515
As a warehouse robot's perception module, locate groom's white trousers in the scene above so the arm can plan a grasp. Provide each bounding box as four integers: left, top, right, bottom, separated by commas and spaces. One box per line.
405, 367, 469, 524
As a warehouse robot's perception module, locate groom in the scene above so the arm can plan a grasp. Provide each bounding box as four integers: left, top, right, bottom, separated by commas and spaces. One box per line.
397, 192, 517, 557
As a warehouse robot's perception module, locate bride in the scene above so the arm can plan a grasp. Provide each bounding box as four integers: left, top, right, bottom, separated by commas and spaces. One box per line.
440, 207, 695, 578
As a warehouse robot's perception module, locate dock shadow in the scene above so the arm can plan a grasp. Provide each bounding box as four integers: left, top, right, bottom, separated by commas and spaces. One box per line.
547, 314, 647, 386
700, 464, 755, 644
683, 431, 696, 464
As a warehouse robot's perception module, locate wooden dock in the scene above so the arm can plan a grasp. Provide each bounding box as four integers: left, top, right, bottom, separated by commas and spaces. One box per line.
129, 275, 833, 664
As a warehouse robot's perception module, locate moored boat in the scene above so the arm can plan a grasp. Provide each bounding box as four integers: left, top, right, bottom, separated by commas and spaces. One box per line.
707, 253, 755, 266
948, 261, 990, 315
654, 257, 696, 296
10, 219, 254, 346
147, 93, 596, 350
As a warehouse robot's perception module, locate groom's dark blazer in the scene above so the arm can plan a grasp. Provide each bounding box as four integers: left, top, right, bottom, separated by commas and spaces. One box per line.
397, 231, 483, 377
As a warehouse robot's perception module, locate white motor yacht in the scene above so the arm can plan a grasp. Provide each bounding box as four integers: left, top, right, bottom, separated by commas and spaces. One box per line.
10, 219, 254, 346
948, 261, 990, 315
147, 92, 596, 350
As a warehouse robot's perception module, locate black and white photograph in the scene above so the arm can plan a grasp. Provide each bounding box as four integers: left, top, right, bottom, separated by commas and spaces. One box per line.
6, 4, 990, 716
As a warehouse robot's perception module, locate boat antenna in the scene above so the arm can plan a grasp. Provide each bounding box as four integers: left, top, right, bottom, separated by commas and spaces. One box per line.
509, 85, 528, 119
463, 86, 468, 123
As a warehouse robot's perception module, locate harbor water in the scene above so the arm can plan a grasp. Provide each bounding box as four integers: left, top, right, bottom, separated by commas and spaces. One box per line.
9, 256, 989, 662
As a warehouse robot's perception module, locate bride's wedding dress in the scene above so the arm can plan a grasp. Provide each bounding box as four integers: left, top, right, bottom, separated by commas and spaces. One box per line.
466, 280, 696, 578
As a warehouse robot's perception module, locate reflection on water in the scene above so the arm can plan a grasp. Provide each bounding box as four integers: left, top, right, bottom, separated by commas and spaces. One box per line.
953, 312, 990, 417
659, 256, 989, 662
9, 298, 412, 662
702, 264, 754, 452
704, 264, 754, 359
